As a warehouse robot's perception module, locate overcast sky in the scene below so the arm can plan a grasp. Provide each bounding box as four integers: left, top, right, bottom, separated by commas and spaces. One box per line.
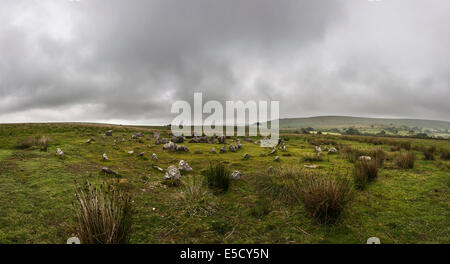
0, 0, 449, 124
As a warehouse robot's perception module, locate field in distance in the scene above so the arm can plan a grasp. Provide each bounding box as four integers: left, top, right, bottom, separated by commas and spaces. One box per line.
275, 116, 450, 138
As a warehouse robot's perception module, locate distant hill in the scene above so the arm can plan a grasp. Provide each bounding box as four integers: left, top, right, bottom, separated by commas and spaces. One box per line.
276, 116, 450, 130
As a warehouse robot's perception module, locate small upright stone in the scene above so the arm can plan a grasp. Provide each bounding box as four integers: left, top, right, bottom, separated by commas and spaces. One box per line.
102, 167, 118, 175
328, 147, 338, 154
231, 170, 242, 180
56, 148, 64, 157
269, 148, 277, 155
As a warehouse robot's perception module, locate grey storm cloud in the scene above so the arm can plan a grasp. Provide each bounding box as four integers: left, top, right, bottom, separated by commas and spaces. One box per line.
0, 0, 449, 124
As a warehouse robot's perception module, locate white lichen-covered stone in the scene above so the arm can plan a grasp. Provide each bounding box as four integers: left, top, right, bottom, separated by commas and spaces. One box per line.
178, 160, 193, 172
164, 165, 181, 180
231, 170, 242, 180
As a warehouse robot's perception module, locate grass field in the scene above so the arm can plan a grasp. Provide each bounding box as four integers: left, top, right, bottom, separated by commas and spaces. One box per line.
0, 123, 448, 244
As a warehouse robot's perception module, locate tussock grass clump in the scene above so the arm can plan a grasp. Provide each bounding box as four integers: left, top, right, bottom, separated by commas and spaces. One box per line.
353, 160, 379, 189
15, 135, 52, 151
423, 150, 435, 160
258, 166, 353, 224
301, 153, 323, 162
36, 135, 51, 151
249, 198, 272, 218
257, 166, 303, 205
300, 173, 353, 225
73, 181, 133, 244
15, 137, 37, 149
181, 176, 213, 216
439, 149, 450, 160
390, 145, 401, 152
203, 163, 230, 193
341, 146, 385, 167
394, 152, 416, 169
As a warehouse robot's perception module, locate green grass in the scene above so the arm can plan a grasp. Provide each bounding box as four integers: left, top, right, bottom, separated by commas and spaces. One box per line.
0, 123, 448, 243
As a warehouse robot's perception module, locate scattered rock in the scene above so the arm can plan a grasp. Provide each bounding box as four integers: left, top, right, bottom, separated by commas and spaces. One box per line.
128, 150, 134, 155
304, 164, 319, 169
231, 170, 242, 180
229, 145, 236, 152
218, 136, 226, 144
56, 148, 64, 157
171, 135, 184, 143
134, 132, 144, 138
359, 156, 372, 161
178, 160, 193, 172
102, 167, 118, 175
153, 165, 163, 172
176, 145, 189, 152
315, 146, 322, 154
328, 147, 338, 154
102, 153, 109, 161
163, 141, 177, 151
155, 137, 169, 144
105, 130, 113, 136
260, 151, 266, 156
220, 145, 227, 153
139, 152, 145, 157
189, 136, 208, 143
152, 153, 158, 160
243, 153, 250, 160
164, 165, 181, 180
208, 136, 217, 144
269, 148, 277, 155
267, 166, 274, 173
146, 136, 152, 141
274, 156, 280, 161
210, 147, 217, 154
153, 132, 160, 139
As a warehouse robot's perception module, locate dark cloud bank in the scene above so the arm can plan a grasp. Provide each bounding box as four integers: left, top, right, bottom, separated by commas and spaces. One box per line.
0, 0, 449, 124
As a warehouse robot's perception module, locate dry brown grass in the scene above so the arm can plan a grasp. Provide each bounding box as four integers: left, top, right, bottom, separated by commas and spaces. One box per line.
73, 181, 134, 244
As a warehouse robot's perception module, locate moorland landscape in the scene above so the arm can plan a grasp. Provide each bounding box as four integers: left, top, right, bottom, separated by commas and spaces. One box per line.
0, 120, 448, 244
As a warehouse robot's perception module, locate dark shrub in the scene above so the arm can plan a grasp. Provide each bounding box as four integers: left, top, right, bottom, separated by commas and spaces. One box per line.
440, 149, 450, 160
203, 163, 230, 193
423, 150, 435, 160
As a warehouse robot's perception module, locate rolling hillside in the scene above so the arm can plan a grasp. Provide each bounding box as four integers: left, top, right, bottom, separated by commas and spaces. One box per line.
277, 116, 450, 131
